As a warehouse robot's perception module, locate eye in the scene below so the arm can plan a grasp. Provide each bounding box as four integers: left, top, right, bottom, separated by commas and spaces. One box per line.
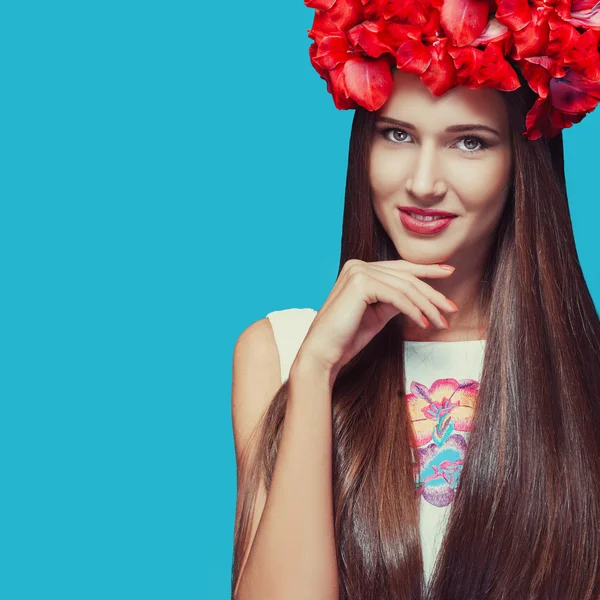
455, 136, 489, 154
380, 127, 412, 144
377, 127, 490, 154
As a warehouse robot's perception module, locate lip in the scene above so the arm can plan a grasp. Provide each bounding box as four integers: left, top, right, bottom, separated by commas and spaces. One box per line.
398, 208, 456, 235
398, 205, 457, 217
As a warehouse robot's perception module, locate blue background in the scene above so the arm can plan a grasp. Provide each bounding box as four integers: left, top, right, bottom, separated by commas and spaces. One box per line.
1, 2, 598, 599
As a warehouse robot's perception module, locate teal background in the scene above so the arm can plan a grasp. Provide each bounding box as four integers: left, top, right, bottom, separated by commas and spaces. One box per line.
1, 2, 598, 599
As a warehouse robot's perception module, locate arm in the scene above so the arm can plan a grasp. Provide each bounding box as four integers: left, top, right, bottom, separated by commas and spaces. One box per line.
232, 318, 339, 600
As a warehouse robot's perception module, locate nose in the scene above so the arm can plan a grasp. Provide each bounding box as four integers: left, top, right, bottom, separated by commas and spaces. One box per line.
405, 139, 446, 199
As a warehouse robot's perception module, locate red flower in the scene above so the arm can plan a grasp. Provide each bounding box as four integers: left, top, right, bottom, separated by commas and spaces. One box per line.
450, 41, 520, 90
390, 10, 459, 95
556, 0, 600, 29
546, 10, 581, 60
363, 0, 432, 26
304, 0, 600, 138
495, 0, 537, 32
305, 0, 364, 31
520, 61, 600, 138
308, 12, 395, 110
509, 6, 552, 59
347, 18, 408, 57
565, 29, 600, 80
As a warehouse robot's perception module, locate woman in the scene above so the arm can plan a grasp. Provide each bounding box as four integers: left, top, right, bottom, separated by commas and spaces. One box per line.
231, 2, 600, 598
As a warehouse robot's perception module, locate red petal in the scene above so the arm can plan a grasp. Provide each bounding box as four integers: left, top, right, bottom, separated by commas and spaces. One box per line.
547, 11, 580, 60
362, 0, 385, 21
343, 56, 394, 110
566, 30, 600, 80
314, 35, 354, 70
552, 109, 586, 131
309, 41, 330, 81
521, 60, 553, 98
420, 41, 457, 95
567, 29, 599, 63
524, 97, 552, 140
569, 1, 600, 29
440, 0, 490, 47
571, 0, 599, 11
381, 0, 430, 26
308, 10, 341, 44
569, 13, 600, 30
495, 0, 532, 32
326, 0, 365, 30
387, 22, 424, 43
510, 10, 550, 59
305, 0, 337, 8
347, 19, 397, 57
396, 40, 432, 74
524, 94, 587, 140
448, 46, 483, 85
524, 53, 567, 78
330, 64, 359, 109
478, 43, 521, 90
549, 68, 600, 113
422, 8, 443, 38
470, 17, 511, 45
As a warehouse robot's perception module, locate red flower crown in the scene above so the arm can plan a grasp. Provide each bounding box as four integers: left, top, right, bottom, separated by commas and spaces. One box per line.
305, 0, 600, 139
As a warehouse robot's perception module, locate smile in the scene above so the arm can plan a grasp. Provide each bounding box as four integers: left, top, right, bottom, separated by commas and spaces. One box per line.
406, 212, 447, 221
399, 209, 456, 234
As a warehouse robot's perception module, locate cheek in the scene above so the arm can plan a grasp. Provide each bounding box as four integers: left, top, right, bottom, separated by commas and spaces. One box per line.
457, 158, 511, 215
369, 148, 408, 201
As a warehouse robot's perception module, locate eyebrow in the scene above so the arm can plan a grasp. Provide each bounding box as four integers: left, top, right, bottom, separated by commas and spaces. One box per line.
376, 116, 501, 137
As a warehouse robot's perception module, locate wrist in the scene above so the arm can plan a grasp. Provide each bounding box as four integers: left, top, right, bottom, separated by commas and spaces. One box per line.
290, 351, 337, 392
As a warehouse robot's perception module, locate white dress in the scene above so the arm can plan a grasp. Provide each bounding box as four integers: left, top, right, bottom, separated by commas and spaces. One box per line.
265, 307, 486, 587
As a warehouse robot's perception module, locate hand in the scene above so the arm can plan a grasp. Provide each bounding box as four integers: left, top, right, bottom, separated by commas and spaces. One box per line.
297, 259, 458, 383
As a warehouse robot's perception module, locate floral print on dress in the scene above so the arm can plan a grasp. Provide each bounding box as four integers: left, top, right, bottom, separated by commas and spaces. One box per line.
406, 378, 479, 507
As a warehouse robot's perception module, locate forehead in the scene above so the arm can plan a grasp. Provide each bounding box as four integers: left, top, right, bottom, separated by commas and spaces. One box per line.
376, 71, 509, 134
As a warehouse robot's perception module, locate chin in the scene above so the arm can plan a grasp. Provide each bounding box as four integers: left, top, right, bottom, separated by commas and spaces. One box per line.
394, 247, 454, 265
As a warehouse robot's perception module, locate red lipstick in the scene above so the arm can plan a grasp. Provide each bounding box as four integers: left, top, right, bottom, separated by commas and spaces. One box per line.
398, 207, 457, 235
398, 206, 457, 217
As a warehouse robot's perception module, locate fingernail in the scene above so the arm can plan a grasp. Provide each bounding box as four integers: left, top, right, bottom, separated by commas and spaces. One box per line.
440, 315, 450, 328
446, 300, 459, 311
422, 316, 430, 329
439, 264, 455, 271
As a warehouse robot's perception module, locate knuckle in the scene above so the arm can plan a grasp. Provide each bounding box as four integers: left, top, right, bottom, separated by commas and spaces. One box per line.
398, 270, 416, 283
342, 258, 361, 273
348, 270, 368, 289
345, 260, 365, 279
397, 279, 417, 296
403, 280, 418, 293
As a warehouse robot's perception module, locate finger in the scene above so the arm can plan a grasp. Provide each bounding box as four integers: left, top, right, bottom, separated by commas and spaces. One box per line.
375, 259, 456, 279
366, 278, 432, 330
346, 270, 430, 329
350, 268, 448, 329
367, 263, 458, 314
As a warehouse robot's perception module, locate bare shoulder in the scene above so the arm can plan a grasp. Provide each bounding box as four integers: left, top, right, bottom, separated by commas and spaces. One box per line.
231, 318, 282, 598
232, 317, 282, 465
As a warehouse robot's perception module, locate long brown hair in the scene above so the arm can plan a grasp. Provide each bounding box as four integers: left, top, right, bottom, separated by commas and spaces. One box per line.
231, 76, 600, 598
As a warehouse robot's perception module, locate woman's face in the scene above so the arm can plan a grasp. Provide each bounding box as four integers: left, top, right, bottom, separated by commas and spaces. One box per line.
370, 71, 513, 267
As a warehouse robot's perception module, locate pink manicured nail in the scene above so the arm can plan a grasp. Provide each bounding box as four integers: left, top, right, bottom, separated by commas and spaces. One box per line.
440, 315, 450, 328
422, 316, 430, 329
446, 300, 459, 311
439, 264, 455, 271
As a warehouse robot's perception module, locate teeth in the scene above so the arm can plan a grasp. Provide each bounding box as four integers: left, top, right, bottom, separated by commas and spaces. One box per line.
408, 212, 447, 221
